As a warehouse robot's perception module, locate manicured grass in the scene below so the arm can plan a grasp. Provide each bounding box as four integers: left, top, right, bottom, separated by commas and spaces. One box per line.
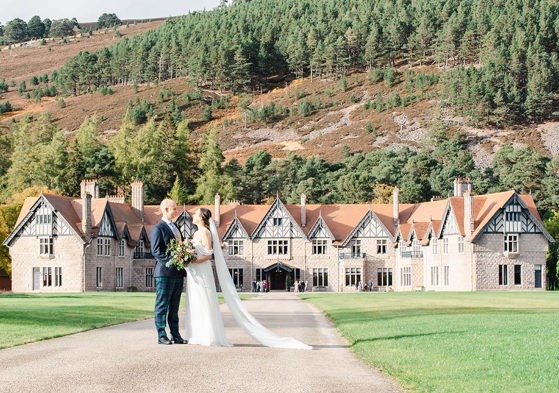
301, 292, 559, 393
0, 292, 255, 349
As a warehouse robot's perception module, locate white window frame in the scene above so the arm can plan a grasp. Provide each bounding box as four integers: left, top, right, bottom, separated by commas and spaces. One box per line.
116, 267, 124, 288
312, 239, 328, 255
145, 267, 154, 288
97, 238, 103, 255
103, 238, 111, 256
432, 238, 438, 254
267, 240, 288, 256
54, 267, 62, 287
118, 239, 125, 257
376, 239, 387, 255
443, 238, 449, 254
458, 236, 464, 253
504, 234, 519, 254
228, 240, 244, 256
351, 239, 362, 257
313, 268, 328, 287
345, 267, 362, 287
401, 266, 412, 286
39, 237, 54, 256
443, 265, 449, 286
228, 268, 244, 288
377, 268, 393, 286
499, 264, 508, 285
430, 266, 439, 286
96, 267, 102, 288
43, 267, 52, 287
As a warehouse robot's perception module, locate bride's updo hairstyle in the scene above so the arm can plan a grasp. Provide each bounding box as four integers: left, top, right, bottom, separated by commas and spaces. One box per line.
199, 208, 212, 229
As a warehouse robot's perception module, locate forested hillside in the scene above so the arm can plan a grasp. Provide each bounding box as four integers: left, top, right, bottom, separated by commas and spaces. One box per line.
52, 0, 559, 126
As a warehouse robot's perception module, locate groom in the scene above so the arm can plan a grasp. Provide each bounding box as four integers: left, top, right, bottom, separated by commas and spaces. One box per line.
150, 198, 188, 345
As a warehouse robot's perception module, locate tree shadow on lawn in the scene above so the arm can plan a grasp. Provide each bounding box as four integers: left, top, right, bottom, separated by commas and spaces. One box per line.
352, 330, 466, 345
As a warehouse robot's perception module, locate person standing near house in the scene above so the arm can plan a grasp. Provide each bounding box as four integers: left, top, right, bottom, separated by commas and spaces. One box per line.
151, 198, 187, 345
368, 279, 373, 292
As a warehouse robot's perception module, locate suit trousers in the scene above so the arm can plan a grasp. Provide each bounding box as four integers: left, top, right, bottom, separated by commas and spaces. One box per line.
154, 277, 184, 338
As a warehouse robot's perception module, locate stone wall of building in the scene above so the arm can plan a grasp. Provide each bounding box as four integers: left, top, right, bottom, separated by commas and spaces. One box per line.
10, 235, 83, 292
473, 233, 548, 290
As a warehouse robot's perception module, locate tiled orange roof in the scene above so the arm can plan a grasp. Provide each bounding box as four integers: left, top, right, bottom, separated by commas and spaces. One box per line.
15, 197, 39, 226
470, 191, 516, 240
9, 189, 550, 247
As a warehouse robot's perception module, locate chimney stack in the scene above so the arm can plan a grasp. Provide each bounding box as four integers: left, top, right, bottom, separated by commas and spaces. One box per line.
393, 187, 399, 226
214, 193, 221, 227
82, 193, 92, 239
454, 178, 473, 197
80, 179, 99, 199
301, 193, 307, 228
131, 181, 144, 219
464, 190, 474, 237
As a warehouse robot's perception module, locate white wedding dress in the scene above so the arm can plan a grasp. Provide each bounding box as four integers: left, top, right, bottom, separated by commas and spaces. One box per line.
184, 219, 311, 350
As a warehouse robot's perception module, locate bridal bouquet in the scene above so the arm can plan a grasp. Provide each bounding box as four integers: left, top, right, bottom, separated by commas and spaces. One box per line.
166, 239, 196, 270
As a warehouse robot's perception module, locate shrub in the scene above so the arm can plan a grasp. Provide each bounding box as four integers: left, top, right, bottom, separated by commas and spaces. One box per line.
100, 86, 115, 95
364, 121, 379, 136
57, 98, 66, 108
18, 80, 27, 94
0, 101, 13, 114
0, 79, 8, 93
298, 99, 315, 117
350, 94, 359, 103
384, 67, 400, 87
368, 68, 384, 84
339, 75, 347, 92
203, 105, 213, 122
386, 92, 402, 108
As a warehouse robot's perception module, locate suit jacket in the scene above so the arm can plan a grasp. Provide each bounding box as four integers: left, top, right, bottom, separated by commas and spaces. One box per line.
150, 220, 186, 278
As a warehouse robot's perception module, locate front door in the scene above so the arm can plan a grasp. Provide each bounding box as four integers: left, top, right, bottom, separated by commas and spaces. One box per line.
269, 269, 287, 290
33, 267, 41, 290
535, 265, 542, 288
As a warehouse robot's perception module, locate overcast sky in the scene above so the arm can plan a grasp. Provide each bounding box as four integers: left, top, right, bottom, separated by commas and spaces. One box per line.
1, 0, 222, 23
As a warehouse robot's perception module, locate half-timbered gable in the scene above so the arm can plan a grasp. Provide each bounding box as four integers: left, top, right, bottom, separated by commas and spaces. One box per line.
97, 205, 118, 239
251, 198, 304, 239
175, 211, 196, 240
439, 204, 460, 237
342, 210, 392, 247
477, 194, 553, 241
223, 215, 250, 240
307, 216, 334, 240
4, 195, 77, 246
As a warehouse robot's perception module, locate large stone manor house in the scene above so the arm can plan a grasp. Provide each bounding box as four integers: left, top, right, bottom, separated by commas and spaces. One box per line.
3, 178, 553, 293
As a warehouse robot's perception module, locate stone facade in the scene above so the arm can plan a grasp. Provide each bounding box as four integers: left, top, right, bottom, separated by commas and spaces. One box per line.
3, 180, 553, 293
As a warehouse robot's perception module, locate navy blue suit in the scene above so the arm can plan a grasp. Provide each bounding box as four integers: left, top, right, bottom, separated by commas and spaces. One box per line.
151, 220, 185, 339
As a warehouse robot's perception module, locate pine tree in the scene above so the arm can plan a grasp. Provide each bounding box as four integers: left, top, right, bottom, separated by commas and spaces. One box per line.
194, 128, 235, 203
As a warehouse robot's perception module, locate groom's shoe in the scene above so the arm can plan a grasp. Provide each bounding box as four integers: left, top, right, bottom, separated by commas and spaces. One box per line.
172, 336, 188, 344
158, 336, 173, 345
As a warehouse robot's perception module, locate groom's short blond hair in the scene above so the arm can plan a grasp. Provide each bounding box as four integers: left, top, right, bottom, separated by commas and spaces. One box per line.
160, 198, 177, 210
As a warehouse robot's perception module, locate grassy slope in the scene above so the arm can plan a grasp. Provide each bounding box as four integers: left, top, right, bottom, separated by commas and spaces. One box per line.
0, 292, 254, 349
301, 292, 559, 393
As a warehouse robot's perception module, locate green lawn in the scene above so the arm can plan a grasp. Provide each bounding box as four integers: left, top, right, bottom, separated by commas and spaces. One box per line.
0, 292, 254, 349
301, 292, 559, 393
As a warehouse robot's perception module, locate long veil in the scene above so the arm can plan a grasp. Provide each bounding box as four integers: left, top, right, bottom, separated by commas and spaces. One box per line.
209, 219, 311, 350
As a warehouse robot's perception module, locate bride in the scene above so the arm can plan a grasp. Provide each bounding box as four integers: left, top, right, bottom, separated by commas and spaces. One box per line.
184, 208, 311, 350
